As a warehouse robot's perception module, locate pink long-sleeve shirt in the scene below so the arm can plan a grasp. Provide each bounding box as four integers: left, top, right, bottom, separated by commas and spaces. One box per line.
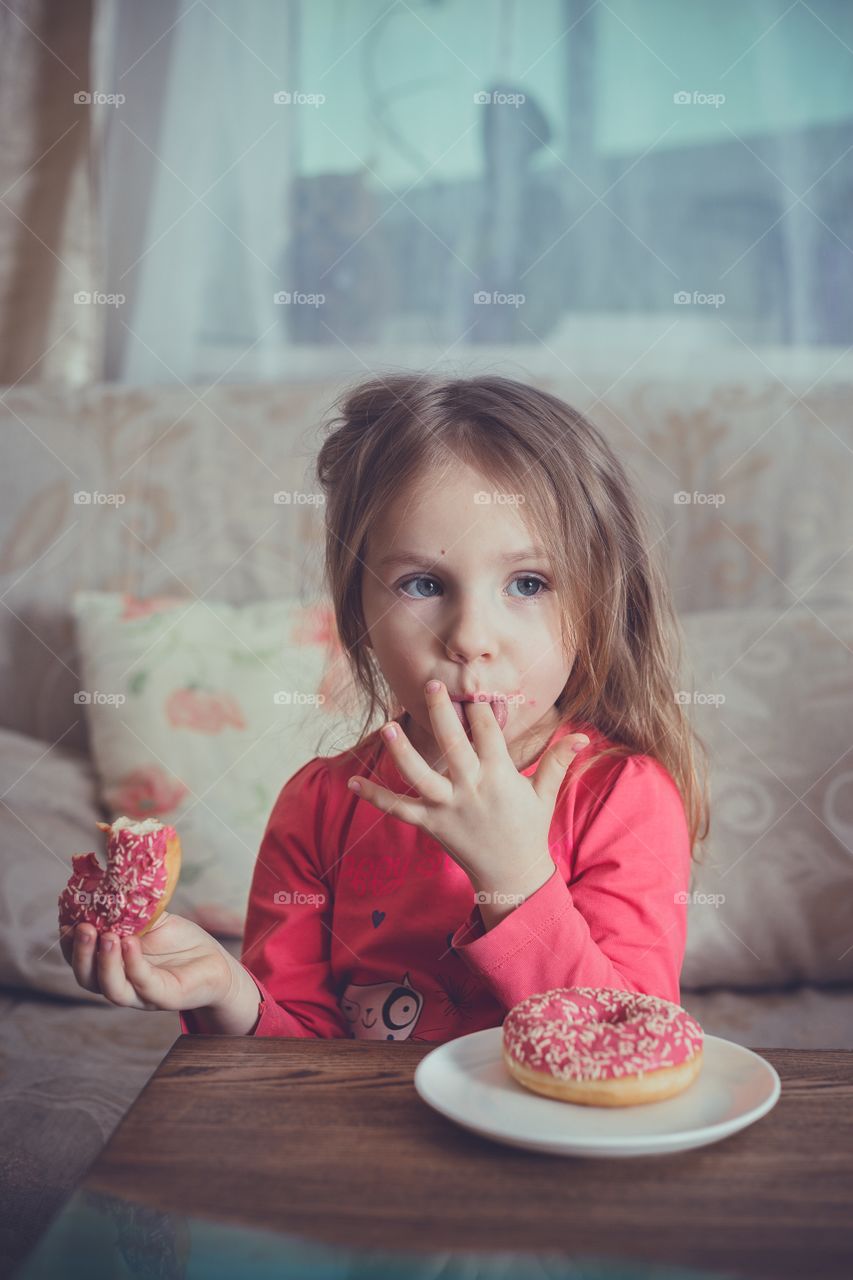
179, 720, 693, 1041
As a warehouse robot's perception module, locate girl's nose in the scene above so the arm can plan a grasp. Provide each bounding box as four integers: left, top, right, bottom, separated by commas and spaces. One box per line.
443, 602, 494, 663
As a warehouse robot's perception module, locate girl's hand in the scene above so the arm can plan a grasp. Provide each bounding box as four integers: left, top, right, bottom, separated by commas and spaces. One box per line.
59, 910, 238, 1013
347, 680, 589, 895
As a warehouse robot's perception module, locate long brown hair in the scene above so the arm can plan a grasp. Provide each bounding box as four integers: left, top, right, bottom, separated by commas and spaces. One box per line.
314, 372, 711, 862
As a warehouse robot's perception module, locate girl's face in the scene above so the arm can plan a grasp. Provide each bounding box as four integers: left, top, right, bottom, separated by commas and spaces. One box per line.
361, 461, 576, 774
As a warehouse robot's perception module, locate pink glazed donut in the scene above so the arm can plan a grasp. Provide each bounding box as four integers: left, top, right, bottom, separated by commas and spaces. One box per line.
502, 987, 704, 1107
58, 817, 182, 940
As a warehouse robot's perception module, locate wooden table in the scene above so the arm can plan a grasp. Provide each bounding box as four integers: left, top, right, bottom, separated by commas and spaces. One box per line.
13, 1038, 853, 1280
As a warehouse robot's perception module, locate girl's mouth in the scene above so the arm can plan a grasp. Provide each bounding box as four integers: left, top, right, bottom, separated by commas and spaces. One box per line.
450, 698, 509, 734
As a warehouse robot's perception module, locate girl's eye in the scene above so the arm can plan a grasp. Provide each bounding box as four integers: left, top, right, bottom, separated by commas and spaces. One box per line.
398, 575, 441, 600
508, 574, 549, 599
397, 574, 550, 600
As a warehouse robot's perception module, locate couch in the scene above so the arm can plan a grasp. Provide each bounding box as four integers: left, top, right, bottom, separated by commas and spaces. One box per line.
2, 356, 852, 1275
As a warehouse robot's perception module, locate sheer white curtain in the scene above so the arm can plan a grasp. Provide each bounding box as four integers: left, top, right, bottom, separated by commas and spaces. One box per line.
93, 0, 296, 383
91, 0, 853, 385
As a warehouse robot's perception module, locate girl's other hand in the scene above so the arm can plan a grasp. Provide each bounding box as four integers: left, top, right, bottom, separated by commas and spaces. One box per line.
59, 911, 238, 1013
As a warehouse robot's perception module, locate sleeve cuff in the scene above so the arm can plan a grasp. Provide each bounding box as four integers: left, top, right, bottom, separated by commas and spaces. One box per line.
178, 970, 298, 1037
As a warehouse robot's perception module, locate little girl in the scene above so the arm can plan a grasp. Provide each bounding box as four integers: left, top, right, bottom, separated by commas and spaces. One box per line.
63, 374, 710, 1042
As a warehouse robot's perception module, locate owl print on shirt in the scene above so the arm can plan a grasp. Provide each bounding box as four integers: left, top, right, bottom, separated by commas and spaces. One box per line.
339, 973, 424, 1041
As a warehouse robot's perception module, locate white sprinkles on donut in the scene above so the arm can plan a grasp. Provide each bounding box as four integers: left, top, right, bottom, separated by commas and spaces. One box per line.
58, 817, 171, 936
502, 987, 703, 1083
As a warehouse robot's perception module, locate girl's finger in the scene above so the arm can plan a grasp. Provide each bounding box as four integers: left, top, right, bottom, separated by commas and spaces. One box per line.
424, 682, 478, 781
97, 931, 143, 1008
59, 924, 75, 966
347, 774, 427, 827
380, 721, 451, 803
120, 935, 167, 1006
461, 695, 507, 763
71, 924, 101, 993
530, 735, 590, 807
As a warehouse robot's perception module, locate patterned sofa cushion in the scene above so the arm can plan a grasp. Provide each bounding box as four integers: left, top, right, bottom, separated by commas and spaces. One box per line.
680, 605, 853, 986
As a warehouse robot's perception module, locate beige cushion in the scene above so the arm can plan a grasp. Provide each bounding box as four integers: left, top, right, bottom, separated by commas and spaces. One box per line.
680, 605, 853, 987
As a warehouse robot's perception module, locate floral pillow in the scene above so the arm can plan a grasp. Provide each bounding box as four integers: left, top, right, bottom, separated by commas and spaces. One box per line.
72, 591, 364, 937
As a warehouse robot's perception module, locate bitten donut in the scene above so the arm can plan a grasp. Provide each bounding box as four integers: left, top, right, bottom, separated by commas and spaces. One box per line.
58, 816, 181, 939
503, 987, 704, 1107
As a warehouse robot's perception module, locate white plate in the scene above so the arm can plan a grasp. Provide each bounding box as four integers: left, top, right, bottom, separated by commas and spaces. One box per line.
414, 1029, 781, 1158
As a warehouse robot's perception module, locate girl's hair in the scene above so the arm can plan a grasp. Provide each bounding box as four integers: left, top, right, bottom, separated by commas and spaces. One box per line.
314, 372, 711, 863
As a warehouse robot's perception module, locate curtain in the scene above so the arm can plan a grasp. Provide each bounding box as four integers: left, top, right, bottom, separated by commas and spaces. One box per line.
3, 0, 853, 386
0, 0, 100, 386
